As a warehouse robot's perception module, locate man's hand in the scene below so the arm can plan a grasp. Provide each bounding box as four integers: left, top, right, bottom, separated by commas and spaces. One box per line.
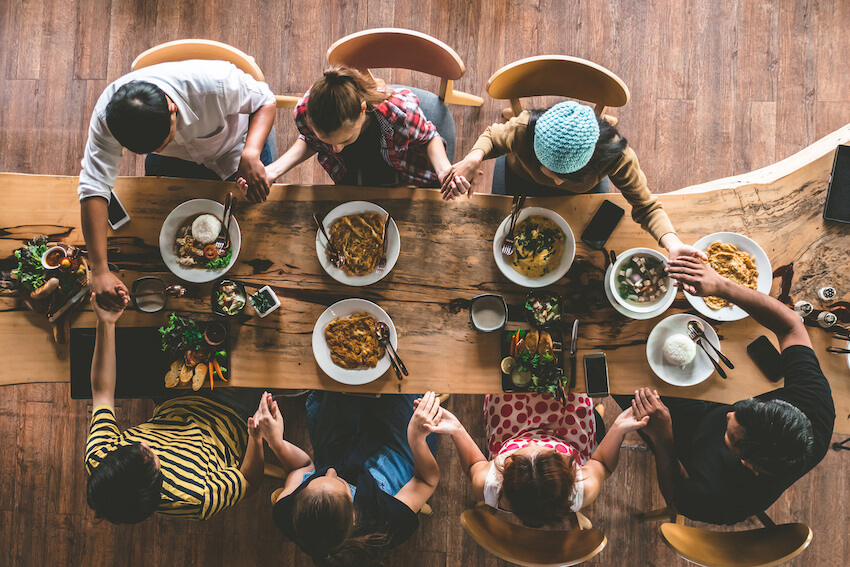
666, 255, 727, 297
408, 391, 441, 441
631, 388, 673, 442
91, 271, 129, 311
440, 152, 484, 200
236, 150, 271, 203
248, 391, 284, 442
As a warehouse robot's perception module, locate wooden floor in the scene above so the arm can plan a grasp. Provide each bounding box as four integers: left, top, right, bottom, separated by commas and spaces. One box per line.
2, 1, 849, 566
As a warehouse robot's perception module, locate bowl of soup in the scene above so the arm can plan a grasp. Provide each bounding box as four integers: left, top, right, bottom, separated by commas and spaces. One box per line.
608, 248, 673, 313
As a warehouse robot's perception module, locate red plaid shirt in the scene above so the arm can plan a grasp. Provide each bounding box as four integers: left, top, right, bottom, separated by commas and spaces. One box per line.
294, 88, 440, 186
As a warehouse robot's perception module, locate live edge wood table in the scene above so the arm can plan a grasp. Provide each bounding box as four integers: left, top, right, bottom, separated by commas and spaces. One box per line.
2, 125, 850, 434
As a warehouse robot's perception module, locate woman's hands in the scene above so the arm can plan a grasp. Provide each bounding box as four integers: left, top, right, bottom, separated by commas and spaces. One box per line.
440, 150, 485, 200
631, 388, 673, 443
90, 291, 124, 325
611, 406, 650, 434
248, 391, 284, 442
413, 397, 465, 436
408, 391, 441, 441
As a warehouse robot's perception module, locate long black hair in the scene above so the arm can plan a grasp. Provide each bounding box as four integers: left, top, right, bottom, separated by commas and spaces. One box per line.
525, 107, 628, 182
106, 81, 172, 154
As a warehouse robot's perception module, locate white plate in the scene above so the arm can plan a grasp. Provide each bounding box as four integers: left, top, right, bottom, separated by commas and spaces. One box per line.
604, 264, 676, 320
311, 298, 397, 385
159, 199, 241, 283
492, 207, 576, 288
683, 232, 772, 322
647, 313, 720, 387
316, 201, 400, 287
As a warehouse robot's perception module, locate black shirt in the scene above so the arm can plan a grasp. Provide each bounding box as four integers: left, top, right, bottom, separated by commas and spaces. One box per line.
673, 345, 835, 524
272, 467, 419, 551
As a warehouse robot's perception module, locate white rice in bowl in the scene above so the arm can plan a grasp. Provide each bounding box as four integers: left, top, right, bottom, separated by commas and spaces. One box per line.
663, 334, 696, 367
192, 214, 221, 244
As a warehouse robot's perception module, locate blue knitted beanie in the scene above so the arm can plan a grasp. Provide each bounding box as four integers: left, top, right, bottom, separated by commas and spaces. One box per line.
533, 101, 600, 174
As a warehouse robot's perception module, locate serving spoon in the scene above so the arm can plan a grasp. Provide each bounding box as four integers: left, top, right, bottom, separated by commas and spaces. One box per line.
313, 213, 345, 268
377, 322, 408, 377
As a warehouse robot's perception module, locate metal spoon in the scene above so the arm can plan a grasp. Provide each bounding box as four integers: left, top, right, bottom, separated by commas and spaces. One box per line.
377, 321, 408, 376
313, 213, 345, 268
375, 327, 404, 380
687, 320, 734, 369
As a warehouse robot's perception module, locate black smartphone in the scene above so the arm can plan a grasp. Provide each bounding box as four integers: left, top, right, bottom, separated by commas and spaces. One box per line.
584, 352, 610, 397
581, 199, 625, 249
107, 190, 130, 229
746, 335, 783, 382
824, 145, 850, 224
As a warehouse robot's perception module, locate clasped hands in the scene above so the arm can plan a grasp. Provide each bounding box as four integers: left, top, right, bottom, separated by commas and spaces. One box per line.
630, 387, 673, 442
248, 391, 284, 442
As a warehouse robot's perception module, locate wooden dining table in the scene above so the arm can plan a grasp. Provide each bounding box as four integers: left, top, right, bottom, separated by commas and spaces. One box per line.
2, 124, 849, 434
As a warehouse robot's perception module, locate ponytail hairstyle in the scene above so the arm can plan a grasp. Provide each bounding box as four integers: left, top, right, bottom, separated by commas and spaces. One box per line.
306, 66, 391, 136
291, 484, 388, 567
498, 450, 578, 527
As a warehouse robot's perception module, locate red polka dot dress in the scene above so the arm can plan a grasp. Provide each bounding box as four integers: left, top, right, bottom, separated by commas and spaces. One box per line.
484, 392, 597, 463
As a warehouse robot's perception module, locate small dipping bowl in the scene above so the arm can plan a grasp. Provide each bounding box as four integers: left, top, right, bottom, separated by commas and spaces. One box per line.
211, 278, 247, 316
132, 277, 167, 313
204, 321, 227, 346
41, 246, 67, 270
469, 294, 508, 332
524, 289, 562, 329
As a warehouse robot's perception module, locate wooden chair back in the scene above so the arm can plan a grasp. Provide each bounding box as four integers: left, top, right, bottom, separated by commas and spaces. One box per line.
131, 39, 298, 108
327, 28, 483, 107
486, 55, 630, 119
659, 512, 813, 567
460, 503, 607, 566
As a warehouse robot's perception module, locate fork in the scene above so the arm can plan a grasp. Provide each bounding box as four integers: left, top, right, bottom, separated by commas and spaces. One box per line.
313, 213, 345, 268
214, 192, 234, 254
375, 214, 392, 274
501, 194, 526, 256
687, 326, 727, 379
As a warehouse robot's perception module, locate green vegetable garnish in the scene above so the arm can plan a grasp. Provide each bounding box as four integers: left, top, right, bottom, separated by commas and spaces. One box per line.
205, 248, 232, 270
14, 236, 48, 291
158, 312, 204, 356
250, 289, 275, 313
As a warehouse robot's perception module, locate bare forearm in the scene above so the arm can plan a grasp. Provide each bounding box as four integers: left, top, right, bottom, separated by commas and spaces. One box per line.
267, 438, 313, 471
716, 279, 808, 346
451, 428, 487, 477
240, 436, 265, 493
411, 437, 440, 488
243, 103, 276, 157
91, 321, 116, 408
267, 138, 316, 180
590, 422, 627, 476
81, 197, 110, 273
649, 434, 685, 508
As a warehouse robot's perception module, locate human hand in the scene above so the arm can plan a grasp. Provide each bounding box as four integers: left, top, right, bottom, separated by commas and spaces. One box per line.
248, 391, 284, 442
414, 398, 464, 436
89, 291, 124, 325
665, 255, 727, 297
631, 388, 673, 442
236, 150, 271, 203
91, 271, 129, 312
408, 391, 441, 440
612, 406, 650, 433
440, 153, 484, 200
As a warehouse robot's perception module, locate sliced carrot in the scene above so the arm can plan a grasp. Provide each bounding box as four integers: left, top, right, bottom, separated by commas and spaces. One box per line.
510, 332, 518, 357
209, 362, 214, 390
214, 359, 227, 382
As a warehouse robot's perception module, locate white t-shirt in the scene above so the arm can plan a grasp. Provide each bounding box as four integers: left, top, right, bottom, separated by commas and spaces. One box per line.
78, 59, 275, 201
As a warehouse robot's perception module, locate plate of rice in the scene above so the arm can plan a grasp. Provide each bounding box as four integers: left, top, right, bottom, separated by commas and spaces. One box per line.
646, 313, 721, 386
159, 199, 241, 283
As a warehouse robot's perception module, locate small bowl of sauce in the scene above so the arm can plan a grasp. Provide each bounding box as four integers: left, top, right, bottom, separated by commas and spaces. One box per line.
41, 246, 67, 270
204, 321, 227, 346
469, 294, 508, 332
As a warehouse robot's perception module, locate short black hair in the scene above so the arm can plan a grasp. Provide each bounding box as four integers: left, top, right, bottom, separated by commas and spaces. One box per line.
525, 107, 628, 182
105, 81, 172, 154
86, 443, 163, 524
732, 398, 814, 477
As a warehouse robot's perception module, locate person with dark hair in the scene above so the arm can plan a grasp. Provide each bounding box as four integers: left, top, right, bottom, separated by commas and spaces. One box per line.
252, 65, 456, 190
442, 101, 704, 262
79, 60, 277, 312
617, 255, 835, 525
423, 391, 648, 527
266, 391, 442, 566
84, 293, 269, 523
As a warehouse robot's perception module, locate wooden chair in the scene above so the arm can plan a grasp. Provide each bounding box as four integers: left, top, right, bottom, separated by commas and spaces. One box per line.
651, 508, 813, 567
460, 503, 607, 566
131, 39, 299, 109
486, 55, 630, 121
327, 28, 483, 107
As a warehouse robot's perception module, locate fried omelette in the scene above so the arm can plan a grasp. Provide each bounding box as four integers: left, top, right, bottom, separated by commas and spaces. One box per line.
704, 241, 759, 309
328, 213, 386, 276
325, 312, 385, 369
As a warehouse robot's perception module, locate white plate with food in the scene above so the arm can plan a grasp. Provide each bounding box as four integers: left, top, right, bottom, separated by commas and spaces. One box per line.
646, 313, 720, 386
492, 207, 576, 288
683, 232, 772, 322
159, 199, 241, 283
311, 298, 397, 385
316, 201, 400, 287
608, 248, 675, 314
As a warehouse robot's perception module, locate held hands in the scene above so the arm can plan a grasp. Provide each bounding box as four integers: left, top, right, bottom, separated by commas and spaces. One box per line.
89, 291, 124, 325
248, 391, 284, 442
631, 388, 673, 442
666, 255, 726, 297
236, 150, 271, 203
659, 234, 708, 295
440, 153, 485, 201
408, 391, 441, 441
612, 406, 650, 433
414, 397, 464, 436
91, 271, 129, 311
